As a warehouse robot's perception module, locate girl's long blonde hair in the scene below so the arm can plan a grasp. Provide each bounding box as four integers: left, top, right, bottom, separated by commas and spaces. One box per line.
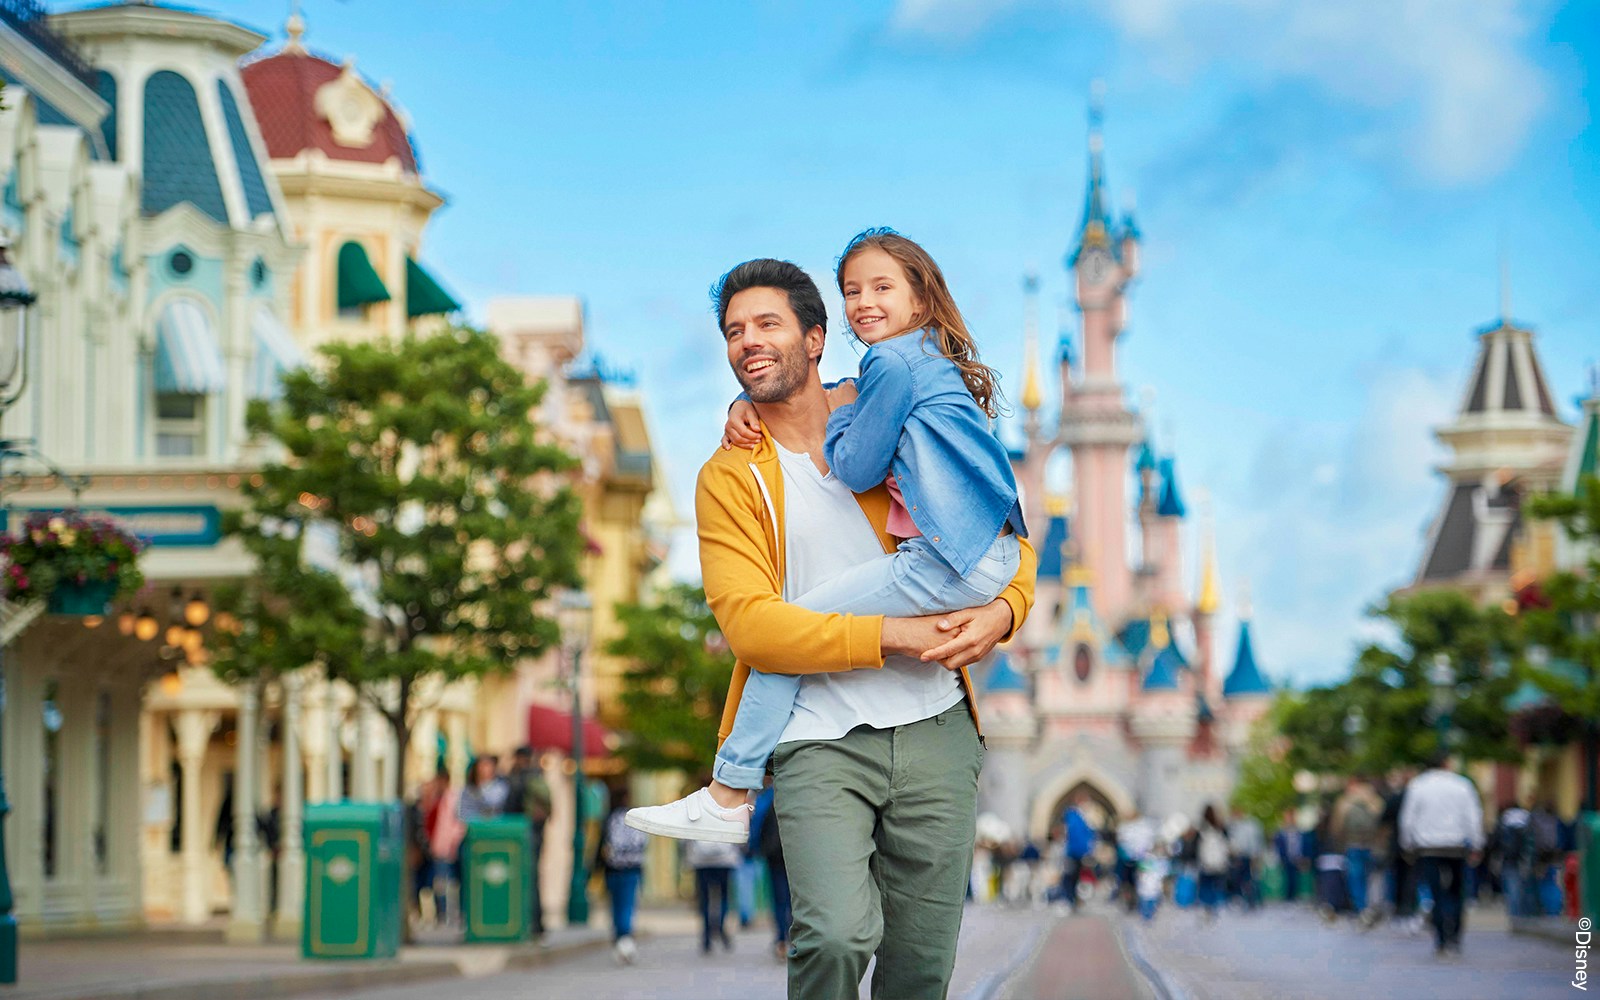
835, 228, 1004, 418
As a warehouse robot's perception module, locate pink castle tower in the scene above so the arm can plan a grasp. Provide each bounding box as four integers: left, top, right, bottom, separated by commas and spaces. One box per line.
1059, 96, 1143, 623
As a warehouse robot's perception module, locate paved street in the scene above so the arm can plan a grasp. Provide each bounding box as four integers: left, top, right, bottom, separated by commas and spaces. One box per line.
1128, 901, 1576, 1000
297, 905, 1083, 1000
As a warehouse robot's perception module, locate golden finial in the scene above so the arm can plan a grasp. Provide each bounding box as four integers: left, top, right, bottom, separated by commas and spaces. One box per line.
1150, 610, 1170, 649
1196, 496, 1220, 616
1021, 272, 1043, 412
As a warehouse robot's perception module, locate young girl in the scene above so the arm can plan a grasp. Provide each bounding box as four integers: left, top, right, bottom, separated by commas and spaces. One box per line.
626, 229, 1028, 844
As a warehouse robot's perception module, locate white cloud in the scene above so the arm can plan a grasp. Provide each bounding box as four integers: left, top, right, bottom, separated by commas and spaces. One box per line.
892, 0, 1549, 185
1215, 363, 1459, 685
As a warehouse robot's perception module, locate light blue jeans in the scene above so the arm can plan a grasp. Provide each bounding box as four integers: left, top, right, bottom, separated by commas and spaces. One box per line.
711, 532, 1019, 789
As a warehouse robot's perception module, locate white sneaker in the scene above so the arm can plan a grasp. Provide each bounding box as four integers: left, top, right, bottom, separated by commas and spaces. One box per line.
625, 787, 751, 843
615, 935, 637, 964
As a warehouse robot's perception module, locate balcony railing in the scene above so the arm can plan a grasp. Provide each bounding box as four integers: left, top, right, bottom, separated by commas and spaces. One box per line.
0, 0, 99, 91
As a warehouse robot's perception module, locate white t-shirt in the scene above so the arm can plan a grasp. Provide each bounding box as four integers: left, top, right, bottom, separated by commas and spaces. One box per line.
774, 441, 963, 744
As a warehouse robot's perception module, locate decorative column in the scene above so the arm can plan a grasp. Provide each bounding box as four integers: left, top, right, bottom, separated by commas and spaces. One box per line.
227, 681, 263, 942
301, 676, 326, 805
350, 689, 378, 801
325, 679, 343, 801
174, 708, 218, 925
274, 671, 305, 940
445, 710, 468, 786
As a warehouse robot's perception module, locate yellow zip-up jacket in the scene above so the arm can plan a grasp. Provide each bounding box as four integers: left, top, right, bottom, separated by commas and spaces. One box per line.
696, 430, 1037, 746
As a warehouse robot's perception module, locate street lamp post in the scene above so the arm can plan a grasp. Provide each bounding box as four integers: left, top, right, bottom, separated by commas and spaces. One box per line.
1344, 706, 1365, 767
0, 233, 38, 984
559, 590, 593, 927
1428, 652, 1456, 755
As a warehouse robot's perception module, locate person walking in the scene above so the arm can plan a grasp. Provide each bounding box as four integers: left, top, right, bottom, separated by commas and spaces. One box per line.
428, 772, 465, 926
1226, 805, 1264, 910
1197, 805, 1230, 922
415, 769, 450, 925
1061, 792, 1096, 913
687, 836, 741, 954
1399, 752, 1485, 957
458, 755, 510, 822
1274, 810, 1306, 905
750, 782, 792, 961
1313, 802, 1350, 919
1381, 768, 1420, 929
594, 785, 647, 964
1332, 777, 1383, 918
505, 747, 553, 941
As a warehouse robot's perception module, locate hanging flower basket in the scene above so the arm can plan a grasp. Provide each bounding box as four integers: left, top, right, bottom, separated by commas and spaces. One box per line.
2, 512, 146, 617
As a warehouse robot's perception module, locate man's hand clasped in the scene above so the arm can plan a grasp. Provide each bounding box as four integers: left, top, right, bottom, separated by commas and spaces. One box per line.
882, 599, 1014, 671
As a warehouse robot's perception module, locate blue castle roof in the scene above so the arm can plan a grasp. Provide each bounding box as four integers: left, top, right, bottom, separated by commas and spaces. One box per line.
1222, 621, 1271, 697
1118, 619, 1151, 660
983, 653, 1028, 694
1157, 457, 1186, 518
1038, 515, 1070, 580
1143, 642, 1183, 690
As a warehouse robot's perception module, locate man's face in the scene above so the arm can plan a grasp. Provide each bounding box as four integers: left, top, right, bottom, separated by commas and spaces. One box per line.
723, 286, 821, 404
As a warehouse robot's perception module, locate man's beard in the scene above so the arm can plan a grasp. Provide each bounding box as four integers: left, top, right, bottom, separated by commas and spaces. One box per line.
734, 349, 809, 403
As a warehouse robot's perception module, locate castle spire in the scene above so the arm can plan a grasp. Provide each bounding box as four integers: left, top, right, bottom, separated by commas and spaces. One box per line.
1196, 518, 1221, 617
285, 0, 306, 53
1020, 272, 1043, 413
1069, 80, 1114, 266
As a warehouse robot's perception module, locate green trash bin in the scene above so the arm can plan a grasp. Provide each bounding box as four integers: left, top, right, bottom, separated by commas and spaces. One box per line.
1578, 811, 1600, 923
302, 802, 404, 960
1260, 861, 1286, 901
462, 818, 533, 943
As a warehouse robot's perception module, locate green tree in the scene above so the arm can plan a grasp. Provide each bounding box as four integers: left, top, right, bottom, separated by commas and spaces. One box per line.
1524, 476, 1600, 810
1277, 590, 1519, 776
215, 325, 584, 799
1230, 694, 1300, 824
607, 583, 734, 775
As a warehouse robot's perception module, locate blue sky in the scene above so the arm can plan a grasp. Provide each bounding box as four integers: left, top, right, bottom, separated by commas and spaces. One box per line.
121, 1, 1600, 686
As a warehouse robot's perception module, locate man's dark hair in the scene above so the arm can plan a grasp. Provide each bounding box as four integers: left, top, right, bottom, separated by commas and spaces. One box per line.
711, 258, 828, 339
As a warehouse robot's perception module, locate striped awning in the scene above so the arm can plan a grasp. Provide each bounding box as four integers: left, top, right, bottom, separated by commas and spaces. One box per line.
154, 298, 226, 395
248, 305, 305, 400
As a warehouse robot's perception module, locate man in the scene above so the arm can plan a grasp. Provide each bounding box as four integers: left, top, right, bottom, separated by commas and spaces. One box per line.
695, 259, 1037, 998
1274, 809, 1305, 904
1330, 776, 1382, 917
1060, 793, 1096, 912
1399, 752, 1485, 957
1226, 805, 1264, 910
505, 746, 553, 940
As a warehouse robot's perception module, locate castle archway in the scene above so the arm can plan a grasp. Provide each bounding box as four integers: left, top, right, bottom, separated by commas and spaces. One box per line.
1029, 762, 1136, 844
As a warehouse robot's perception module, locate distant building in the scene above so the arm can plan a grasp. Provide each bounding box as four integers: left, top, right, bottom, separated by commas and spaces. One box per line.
983, 103, 1271, 840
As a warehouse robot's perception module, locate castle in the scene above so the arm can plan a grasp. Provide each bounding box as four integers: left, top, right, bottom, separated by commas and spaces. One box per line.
978, 105, 1272, 840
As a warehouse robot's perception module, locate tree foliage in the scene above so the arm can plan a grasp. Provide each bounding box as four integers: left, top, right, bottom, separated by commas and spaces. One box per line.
211, 326, 584, 797
1230, 694, 1300, 824
1275, 589, 1519, 776
1523, 477, 1600, 720
607, 582, 734, 776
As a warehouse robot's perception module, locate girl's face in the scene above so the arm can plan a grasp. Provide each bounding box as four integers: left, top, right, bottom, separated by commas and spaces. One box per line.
840, 247, 924, 344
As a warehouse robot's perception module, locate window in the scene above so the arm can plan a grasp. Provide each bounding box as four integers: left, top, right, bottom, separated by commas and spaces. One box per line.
169, 249, 194, 277
250, 258, 268, 290
156, 393, 206, 457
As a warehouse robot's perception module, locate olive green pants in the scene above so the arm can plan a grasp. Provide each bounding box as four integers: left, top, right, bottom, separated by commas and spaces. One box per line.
771, 702, 984, 1000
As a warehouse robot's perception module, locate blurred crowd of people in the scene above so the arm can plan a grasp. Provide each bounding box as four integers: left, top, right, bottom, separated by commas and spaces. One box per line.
967, 754, 1585, 961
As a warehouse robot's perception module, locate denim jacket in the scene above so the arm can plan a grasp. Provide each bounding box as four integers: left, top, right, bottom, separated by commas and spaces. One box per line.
824, 329, 1026, 576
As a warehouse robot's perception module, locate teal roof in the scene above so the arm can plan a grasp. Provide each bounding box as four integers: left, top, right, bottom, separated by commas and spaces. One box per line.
1103, 638, 1132, 668
95, 71, 118, 161
142, 71, 226, 223
1143, 643, 1183, 690
1135, 440, 1157, 472
1119, 619, 1151, 659
1121, 212, 1141, 241
983, 654, 1027, 693
1573, 404, 1597, 497
1157, 457, 1186, 518
217, 82, 273, 221
1038, 515, 1069, 580
1223, 621, 1271, 697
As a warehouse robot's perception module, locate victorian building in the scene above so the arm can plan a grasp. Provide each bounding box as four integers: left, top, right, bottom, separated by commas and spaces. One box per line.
980, 105, 1272, 841
0, 2, 660, 941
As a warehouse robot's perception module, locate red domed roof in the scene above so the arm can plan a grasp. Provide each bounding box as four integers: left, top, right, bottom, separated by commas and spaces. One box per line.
241, 48, 419, 173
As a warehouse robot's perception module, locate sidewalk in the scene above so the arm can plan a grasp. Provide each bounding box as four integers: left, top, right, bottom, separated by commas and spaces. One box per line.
993, 907, 1155, 1000
3, 915, 634, 1000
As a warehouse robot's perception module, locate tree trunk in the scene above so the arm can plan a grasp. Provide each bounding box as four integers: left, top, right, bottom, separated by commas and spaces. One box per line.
391, 675, 413, 803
